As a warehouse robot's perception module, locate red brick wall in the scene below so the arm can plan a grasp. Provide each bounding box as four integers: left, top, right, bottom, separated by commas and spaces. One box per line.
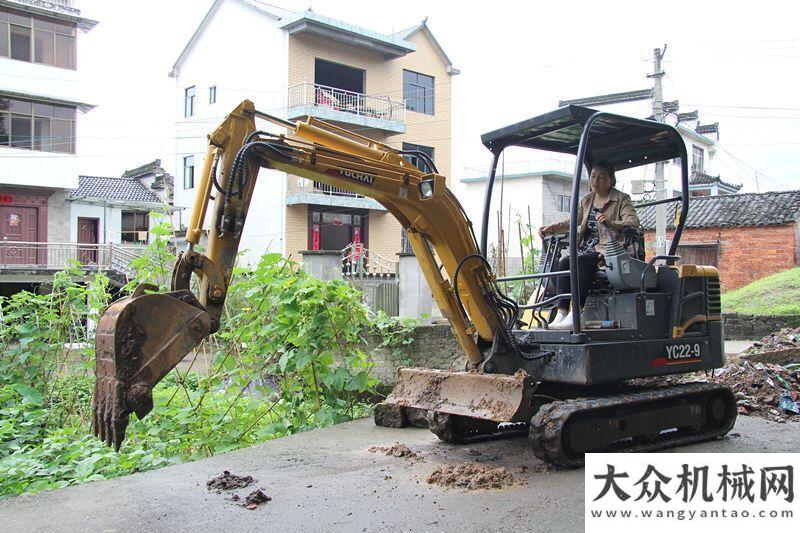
644, 224, 798, 291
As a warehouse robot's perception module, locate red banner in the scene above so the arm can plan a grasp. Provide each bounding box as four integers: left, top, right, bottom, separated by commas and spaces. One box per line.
312, 224, 320, 250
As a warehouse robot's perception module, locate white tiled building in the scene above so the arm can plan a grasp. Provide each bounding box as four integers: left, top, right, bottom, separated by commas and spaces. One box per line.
0, 0, 96, 252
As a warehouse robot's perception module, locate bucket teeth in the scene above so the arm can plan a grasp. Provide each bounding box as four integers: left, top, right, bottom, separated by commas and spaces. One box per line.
92, 287, 210, 450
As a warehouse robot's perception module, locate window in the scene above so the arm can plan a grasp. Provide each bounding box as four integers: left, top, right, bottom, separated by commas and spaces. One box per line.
692, 145, 705, 172
121, 211, 149, 244
209, 85, 216, 105
184, 86, 195, 117
0, 7, 76, 69
0, 95, 76, 153
558, 195, 571, 213
183, 155, 195, 189
403, 70, 434, 115
401, 142, 435, 173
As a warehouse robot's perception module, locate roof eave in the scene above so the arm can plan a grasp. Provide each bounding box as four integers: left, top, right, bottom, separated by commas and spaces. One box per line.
0, 88, 95, 112
69, 196, 175, 210
281, 12, 415, 58
401, 21, 458, 74
677, 124, 715, 146
169, 0, 282, 78
0, 0, 98, 31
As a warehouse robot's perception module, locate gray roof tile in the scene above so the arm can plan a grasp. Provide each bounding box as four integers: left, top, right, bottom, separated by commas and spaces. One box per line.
689, 170, 742, 191
70, 176, 163, 204
637, 190, 800, 229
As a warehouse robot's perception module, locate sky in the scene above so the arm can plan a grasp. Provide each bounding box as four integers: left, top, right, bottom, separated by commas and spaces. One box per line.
76, 0, 800, 193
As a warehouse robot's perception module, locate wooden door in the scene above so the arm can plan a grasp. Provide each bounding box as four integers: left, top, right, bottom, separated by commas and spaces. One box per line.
77, 217, 99, 265
1, 205, 38, 264
677, 244, 719, 267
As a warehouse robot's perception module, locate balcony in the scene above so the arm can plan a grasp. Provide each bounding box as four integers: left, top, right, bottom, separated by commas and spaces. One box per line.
286, 179, 385, 211
287, 82, 406, 134
0, 240, 147, 286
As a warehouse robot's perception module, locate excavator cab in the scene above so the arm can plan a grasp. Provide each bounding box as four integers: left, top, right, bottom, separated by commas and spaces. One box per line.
382, 106, 737, 464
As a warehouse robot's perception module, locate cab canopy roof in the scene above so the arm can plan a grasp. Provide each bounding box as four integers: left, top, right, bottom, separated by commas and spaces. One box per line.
480, 105, 683, 171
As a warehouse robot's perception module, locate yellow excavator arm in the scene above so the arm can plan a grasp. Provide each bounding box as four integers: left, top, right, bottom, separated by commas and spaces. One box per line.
93, 100, 509, 449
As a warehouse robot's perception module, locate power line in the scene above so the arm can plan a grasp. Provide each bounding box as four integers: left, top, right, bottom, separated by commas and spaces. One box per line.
714, 143, 793, 189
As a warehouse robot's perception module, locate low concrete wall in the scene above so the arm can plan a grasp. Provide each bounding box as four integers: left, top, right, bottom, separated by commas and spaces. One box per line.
723, 314, 800, 340
367, 323, 462, 386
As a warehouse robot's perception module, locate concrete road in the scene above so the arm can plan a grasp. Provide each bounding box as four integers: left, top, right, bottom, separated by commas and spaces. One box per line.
1, 416, 798, 533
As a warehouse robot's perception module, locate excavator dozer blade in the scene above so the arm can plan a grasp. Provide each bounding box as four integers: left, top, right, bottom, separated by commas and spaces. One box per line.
378, 368, 537, 425
93, 286, 211, 450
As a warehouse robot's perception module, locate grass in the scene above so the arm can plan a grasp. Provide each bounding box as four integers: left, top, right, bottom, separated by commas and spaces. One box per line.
722, 267, 800, 315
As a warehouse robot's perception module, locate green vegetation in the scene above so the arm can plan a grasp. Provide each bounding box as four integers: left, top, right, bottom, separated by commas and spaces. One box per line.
0, 219, 415, 497
721, 267, 800, 315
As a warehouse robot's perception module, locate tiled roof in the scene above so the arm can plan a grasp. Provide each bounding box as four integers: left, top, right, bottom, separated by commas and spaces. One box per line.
70, 176, 163, 204
637, 190, 800, 230
689, 170, 742, 191
696, 123, 719, 135
663, 100, 679, 113
122, 159, 162, 179
678, 110, 698, 123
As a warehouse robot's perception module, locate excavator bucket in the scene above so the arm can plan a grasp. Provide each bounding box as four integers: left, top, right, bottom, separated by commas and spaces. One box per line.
93, 285, 211, 450
378, 368, 537, 425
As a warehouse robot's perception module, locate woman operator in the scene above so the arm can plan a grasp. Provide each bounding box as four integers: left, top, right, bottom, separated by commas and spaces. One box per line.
538, 160, 640, 329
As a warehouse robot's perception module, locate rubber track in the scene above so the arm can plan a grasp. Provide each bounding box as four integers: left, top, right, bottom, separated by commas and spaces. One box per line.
529, 382, 737, 467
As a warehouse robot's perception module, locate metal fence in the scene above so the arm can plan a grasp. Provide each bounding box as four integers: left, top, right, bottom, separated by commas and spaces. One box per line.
288, 82, 406, 123
0, 240, 146, 277
341, 244, 399, 316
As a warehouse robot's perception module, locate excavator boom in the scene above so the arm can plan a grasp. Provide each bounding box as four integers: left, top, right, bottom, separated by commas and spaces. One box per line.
93, 101, 524, 450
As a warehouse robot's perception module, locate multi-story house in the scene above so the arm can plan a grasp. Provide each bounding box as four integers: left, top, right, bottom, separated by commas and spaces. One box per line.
170, 0, 456, 267
0, 0, 96, 291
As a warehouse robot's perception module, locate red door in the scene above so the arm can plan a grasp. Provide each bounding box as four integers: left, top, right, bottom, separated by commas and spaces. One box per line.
1, 205, 39, 265
78, 217, 99, 265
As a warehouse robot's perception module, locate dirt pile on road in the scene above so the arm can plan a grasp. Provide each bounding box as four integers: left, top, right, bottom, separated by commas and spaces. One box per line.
242, 489, 272, 510
427, 462, 526, 491
206, 471, 255, 492
368, 443, 422, 460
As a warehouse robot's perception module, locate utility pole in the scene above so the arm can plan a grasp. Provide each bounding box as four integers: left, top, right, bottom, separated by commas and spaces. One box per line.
649, 46, 667, 255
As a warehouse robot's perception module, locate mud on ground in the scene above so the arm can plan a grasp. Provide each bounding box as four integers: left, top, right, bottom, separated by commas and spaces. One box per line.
368, 443, 422, 460
426, 462, 527, 491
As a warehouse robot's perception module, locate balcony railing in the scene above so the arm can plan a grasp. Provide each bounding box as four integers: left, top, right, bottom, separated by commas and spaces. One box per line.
0, 240, 147, 277
288, 82, 406, 124
312, 181, 363, 198
341, 243, 397, 278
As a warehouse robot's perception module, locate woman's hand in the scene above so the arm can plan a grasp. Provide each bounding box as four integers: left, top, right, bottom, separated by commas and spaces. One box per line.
596, 213, 608, 225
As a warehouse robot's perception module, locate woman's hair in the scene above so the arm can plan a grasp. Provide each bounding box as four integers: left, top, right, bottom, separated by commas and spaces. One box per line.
592, 160, 616, 187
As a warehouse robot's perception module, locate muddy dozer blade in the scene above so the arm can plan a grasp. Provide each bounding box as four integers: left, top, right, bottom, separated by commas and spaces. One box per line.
93, 286, 211, 450
383, 368, 537, 423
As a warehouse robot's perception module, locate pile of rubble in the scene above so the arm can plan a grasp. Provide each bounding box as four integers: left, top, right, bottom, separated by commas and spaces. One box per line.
728, 326, 800, 420
709, 360, 799, 421
742, 327, 800, 365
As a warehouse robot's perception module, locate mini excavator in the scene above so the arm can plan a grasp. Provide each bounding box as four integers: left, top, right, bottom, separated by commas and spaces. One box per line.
93, 101, 737, 466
